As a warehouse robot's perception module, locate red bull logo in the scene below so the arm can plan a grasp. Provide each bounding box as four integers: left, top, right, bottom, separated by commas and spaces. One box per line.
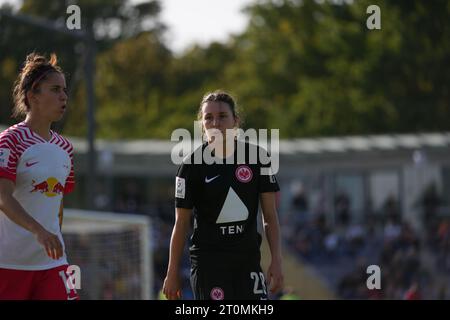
31, 177, 64, 197
53, 182, 64, 194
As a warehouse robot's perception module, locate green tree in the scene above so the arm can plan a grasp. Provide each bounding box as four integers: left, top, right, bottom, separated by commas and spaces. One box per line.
0, 0, 164, 134
225, 0, 450, 137
78, 31, 171, 139
2, 0, 449, 139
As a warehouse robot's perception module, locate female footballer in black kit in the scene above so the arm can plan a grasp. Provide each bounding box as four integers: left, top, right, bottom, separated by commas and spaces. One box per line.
163, 91, 283, 300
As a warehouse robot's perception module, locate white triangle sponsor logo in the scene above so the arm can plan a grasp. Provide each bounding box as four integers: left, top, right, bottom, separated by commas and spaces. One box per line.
216, 187, 249, 223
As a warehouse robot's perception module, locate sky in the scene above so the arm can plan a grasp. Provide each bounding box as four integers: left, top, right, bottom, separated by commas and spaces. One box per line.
0, 0, 254, 53
158, 0, 252, 53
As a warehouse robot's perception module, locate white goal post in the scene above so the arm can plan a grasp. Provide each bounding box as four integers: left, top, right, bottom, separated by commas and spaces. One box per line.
62, 209, 153, 300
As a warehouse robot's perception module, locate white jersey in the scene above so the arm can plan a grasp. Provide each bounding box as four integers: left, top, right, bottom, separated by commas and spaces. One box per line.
0, 122, 75, 270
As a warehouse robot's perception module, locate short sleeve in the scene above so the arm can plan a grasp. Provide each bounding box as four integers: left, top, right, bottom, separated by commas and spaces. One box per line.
175, 162, 198, 209
0, 132, 19, 182
258, 149, 280, 193
64, 142, 75, 194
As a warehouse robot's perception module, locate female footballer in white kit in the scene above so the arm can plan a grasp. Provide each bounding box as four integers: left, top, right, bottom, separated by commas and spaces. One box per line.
0, 53, 78, 300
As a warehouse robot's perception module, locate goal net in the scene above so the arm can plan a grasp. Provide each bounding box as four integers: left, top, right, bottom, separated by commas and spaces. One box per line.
62, 209, 153, 300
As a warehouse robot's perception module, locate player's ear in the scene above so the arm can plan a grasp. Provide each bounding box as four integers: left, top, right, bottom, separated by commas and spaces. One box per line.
26, 90, 38, 106
234, 115, 240, 128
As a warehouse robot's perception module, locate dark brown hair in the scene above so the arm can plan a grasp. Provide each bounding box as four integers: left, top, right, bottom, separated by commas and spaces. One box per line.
12, 52, 63, 119
197, 90, 240, 121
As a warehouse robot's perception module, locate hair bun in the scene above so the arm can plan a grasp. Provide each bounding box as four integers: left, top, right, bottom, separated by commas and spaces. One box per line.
49, 53, 58, 66
25, 52, 47, 65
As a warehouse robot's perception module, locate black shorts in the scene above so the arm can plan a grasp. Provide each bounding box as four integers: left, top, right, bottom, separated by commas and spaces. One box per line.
190, 254, 268, 300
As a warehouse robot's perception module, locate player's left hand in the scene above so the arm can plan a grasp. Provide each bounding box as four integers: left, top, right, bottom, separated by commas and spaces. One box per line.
162, 273, 182, 300
266, 259, 284, 294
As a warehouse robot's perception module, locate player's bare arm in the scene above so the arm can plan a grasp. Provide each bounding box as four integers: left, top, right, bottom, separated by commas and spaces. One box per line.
0, 178, 63, 260
59, 198, 64, 230
163, 207, 192, 300
260, 191, 284, 294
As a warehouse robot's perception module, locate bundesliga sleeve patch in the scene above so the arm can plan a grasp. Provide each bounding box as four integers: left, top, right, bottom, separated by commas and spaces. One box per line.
0, 148, 10, 167
175, 177, 186, 199
264, 167, 277, 183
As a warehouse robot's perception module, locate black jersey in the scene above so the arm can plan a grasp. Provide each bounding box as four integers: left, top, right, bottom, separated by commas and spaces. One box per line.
175, 140, 280, 260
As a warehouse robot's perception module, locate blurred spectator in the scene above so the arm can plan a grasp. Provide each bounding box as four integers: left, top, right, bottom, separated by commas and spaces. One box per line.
291, 181, 308, 212
115, 181, 142, 213
281, 185, 450, 300
334, 192, 351, 227
383, 195, 401, 224
94, 182, 111, 211
289, 181, 309, 226
421, 183, 441, 231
